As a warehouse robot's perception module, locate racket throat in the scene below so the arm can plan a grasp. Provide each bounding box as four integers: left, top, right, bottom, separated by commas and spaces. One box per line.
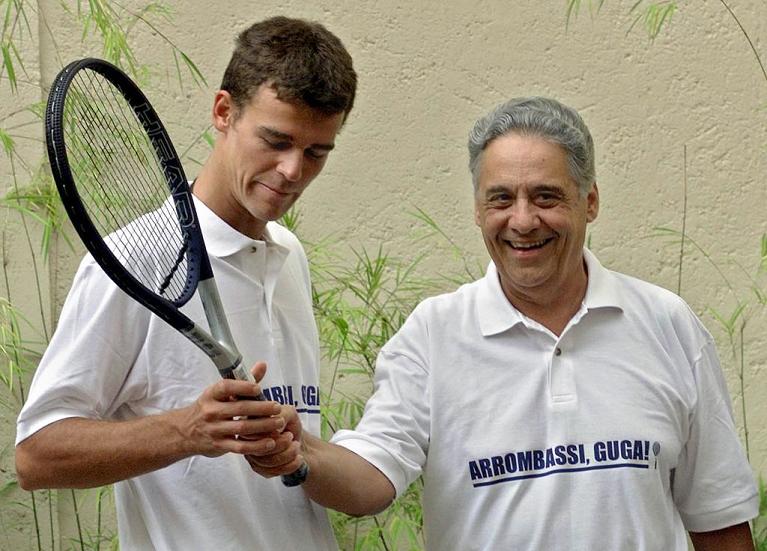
195, 277, 249, 380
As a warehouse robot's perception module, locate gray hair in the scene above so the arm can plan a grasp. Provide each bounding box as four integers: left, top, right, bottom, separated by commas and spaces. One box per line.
467, 97, 595, 196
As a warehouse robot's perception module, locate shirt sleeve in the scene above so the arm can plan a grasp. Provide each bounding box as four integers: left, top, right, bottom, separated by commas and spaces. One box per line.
16, 257, 151, 444
330, 309, 431, 498
672, 337, 759, 531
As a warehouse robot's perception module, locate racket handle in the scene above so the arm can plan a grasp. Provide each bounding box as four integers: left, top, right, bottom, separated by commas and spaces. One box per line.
236, 392, 266, 401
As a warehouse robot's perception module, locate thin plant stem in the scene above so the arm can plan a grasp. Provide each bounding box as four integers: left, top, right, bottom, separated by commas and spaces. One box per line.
739, 322, 750, 462
8, 154, 49, 341
718, 0, 767, 84
1, 201, 41, 550
96, 486, 104, 551
47, 489, 54, 551
677, 145, 687, 296
29, 490, 41, 551
1, 235, 26, 402
71, 488, 85, 551
373, 516, 392, 551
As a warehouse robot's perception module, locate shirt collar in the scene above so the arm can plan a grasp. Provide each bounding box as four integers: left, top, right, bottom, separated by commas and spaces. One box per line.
477, 248, 624, 337
476, 262, 526, 336
192, 195, 275, 258
581, 248, 625, 312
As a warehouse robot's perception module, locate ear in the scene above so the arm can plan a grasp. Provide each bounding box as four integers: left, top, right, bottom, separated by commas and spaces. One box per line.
212, 90, 236, 133
474, 197, 482, 227
586, 182, 599, 223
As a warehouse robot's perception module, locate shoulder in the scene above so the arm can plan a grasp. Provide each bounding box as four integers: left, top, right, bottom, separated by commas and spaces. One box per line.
611, 269, 686, 309
413, 278, 483, 320
266, 222, 312, 287
390, 278, 483, 344
605, 267, 713, 350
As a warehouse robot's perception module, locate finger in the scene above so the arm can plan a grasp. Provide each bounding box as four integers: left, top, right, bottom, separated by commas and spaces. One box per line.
206, 378, 264, 402
206, 416, 286, 439
246, 441, 303, 470
214, 435, 281, 456
245, 459, 303, 479
251, 361, 267, 383
241, 431, 294, 456
231, 415, 287, 436
276, 406, 303, 439
200, 398, 282, 422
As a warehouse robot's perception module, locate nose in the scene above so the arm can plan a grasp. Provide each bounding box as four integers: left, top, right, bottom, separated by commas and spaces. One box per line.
508, 200, 540, 234
277, 151, 303, 182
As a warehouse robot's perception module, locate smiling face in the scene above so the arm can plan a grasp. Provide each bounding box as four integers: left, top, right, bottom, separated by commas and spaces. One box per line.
197, 83, 345, 238
474, 132, 599, 306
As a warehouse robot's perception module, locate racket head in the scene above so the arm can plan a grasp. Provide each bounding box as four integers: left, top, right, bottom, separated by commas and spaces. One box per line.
45, 58, 210, 329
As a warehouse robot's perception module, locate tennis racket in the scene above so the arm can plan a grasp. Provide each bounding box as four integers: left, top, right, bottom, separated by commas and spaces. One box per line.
44, 57, 308, 487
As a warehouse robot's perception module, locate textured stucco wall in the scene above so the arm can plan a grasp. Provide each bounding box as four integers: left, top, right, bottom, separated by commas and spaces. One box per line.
2, 0, 765, 548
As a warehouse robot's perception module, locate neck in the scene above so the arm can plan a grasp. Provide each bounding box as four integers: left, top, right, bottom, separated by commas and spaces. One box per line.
193, 158, 266, 240
502, 262, 589, 336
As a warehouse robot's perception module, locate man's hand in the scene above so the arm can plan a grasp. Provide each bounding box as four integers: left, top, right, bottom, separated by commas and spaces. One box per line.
244, 403, 305, 478
15, 361, 288, 490
237, 361, 306, 477
175, 369, 287, 458
238, 364, 395, 516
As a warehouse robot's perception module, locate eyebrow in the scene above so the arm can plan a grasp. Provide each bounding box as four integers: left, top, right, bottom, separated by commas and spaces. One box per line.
531, 184, 566, 195
484, 183, 566, 194
259, 126, 335, 151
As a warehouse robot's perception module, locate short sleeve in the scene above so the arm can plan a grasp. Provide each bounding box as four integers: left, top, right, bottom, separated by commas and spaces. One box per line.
331, 310, 431, 497
16, 257, 151, 444
672, 338, 759, 531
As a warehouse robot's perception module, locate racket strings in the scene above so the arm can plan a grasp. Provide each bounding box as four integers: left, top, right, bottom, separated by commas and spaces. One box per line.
65, 82, 167, 248
77, 75, 174, 259
66, 94, 182, 298
158, 234, 190, 297
63, 69, 190, 303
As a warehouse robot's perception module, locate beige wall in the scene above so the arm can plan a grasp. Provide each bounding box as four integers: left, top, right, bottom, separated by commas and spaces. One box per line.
2, 0, 765, 548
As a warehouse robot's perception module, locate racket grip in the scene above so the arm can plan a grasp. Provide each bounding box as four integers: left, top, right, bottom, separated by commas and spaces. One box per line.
236, 392, 266, 401
220, 369, 265, 401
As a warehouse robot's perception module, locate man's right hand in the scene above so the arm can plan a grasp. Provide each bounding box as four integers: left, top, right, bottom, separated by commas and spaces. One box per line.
15, 370, 287, 490
177, 375, 287, 458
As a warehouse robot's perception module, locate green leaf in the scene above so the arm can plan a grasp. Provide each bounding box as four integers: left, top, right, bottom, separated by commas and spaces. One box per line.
0, 127, 15, 156
760, 234, 767, 272
2, 42, 18, 92
0, 479, 18, 497
179, 50, 207, 86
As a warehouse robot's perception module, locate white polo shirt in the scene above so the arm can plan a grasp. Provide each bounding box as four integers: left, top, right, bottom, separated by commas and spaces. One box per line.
17, 197, 337, 551
332, 249, 758, 551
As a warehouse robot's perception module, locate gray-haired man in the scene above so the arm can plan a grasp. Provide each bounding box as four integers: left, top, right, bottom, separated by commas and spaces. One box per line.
249, 97, 759, 551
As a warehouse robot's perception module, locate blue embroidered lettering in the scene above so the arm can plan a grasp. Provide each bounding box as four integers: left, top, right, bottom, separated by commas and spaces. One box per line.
491, 456, 505, 477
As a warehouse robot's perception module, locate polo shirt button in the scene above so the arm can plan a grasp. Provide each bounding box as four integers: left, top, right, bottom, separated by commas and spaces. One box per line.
250, 246, 258, 253
555, 347, 562, 356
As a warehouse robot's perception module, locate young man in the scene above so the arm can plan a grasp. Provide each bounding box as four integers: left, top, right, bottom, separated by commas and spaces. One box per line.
15, 16, 356, 550
250, 97, 759, 551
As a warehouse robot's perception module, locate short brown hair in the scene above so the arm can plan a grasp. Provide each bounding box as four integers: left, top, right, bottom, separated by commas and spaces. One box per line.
221, 16, 357, 119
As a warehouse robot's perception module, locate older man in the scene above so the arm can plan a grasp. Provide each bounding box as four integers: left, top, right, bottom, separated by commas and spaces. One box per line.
251, 97, 759, 550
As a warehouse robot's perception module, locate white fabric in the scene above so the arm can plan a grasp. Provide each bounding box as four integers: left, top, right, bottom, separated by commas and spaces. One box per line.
17, 197, 337, 551
332, 249, 758, 551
